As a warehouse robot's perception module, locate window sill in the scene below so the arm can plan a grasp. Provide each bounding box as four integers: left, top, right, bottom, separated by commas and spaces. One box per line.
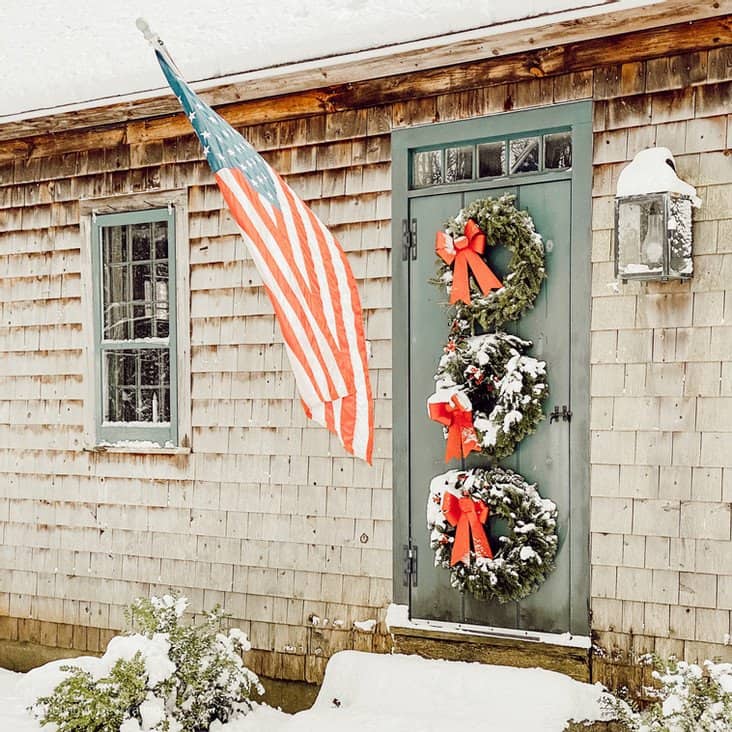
84, 444, 191, 456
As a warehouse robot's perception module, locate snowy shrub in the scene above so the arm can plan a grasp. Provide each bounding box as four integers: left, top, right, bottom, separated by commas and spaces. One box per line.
604, 656, 732, 731
33, 594, 263, 732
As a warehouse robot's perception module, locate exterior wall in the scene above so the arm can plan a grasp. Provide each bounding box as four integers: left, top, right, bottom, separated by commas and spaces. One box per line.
589, 52, 732, 676
0, 40, 730, 683
0, 116, 394, 681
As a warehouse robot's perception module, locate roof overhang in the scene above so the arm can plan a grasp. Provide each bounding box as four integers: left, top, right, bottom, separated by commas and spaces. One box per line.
0, 0, 729, 143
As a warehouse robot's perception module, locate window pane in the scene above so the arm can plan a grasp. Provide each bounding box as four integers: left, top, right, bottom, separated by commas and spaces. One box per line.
103, 225, 127, 264
544, 132, 572, 170
102, 221, 170, 341
132, 262, 152, 301
413, 150, 443, 187
103, 264, 130, 340
104, 348, 170, 424
445, 146, 473, 183
509, 137, 540, 174
477, 142, 505, 178
131, 223, 153, 261
154, 221, 169, 260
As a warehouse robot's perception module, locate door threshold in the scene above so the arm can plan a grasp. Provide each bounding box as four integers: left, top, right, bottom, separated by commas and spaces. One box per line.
386, 603, 591, 649
386, 604, 591, 682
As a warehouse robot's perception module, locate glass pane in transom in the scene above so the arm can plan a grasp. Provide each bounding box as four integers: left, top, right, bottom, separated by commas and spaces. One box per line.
477, 141, 505, 178
413, 150, 443, 187
544, 132, 572, 170
509, 137, 540, 174
445, 146, 473, 183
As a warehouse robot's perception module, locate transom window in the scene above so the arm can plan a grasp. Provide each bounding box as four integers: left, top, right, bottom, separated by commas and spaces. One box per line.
411, 129, 572, 189
91, 208, 178, 446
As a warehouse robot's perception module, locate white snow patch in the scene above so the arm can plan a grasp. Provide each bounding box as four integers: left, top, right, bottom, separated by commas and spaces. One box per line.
100, 634, 176, 687
139, 693, 167, 730
616, 147, 700, 204
233, 651, 611, 731
97, 439, 174, 449
353, 619, 377, 633
0, 648, 622, 732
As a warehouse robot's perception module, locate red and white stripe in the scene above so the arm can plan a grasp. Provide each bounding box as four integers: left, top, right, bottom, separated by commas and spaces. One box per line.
216, 167, 374, 463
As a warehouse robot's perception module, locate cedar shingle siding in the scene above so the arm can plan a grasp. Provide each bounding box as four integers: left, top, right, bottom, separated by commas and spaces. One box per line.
0, 32, 730, 684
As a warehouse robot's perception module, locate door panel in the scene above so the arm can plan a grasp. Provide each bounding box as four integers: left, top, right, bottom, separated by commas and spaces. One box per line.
408, 180, 573, 632
408, 191, 465, 623
502, 181, 572, 634
392, 102, 593, 637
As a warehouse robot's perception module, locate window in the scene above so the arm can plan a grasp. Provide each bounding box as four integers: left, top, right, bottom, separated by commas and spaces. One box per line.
91, 208, 179, 447
410, 128, 573, 189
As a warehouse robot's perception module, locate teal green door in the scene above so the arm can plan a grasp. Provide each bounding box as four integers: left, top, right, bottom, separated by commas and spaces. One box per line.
392, 103, 592, 636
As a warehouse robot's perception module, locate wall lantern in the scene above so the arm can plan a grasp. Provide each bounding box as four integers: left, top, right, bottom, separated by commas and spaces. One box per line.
614, 147, 701, 282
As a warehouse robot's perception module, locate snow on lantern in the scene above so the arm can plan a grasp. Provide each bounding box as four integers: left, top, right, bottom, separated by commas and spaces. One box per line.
614, 147, 700, 282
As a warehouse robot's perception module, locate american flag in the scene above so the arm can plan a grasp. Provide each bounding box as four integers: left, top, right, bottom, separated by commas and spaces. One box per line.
154, 50, 374, 463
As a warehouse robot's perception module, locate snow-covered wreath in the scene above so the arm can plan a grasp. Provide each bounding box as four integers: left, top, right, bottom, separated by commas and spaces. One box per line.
434, 194, 546, 331
428, 467, 558, 603
429, 330, 548, 460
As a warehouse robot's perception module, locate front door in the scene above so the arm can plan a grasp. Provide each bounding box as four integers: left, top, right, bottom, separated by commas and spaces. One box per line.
392, 102, 592, 636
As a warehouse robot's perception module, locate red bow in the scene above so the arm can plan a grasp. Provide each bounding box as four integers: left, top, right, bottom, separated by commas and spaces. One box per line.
442, 492, 493, 566
435, 219, 502, 305
428, 391, 480, 463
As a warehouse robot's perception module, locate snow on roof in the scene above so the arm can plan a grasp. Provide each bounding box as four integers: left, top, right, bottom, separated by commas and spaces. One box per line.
1, 0, 660, 122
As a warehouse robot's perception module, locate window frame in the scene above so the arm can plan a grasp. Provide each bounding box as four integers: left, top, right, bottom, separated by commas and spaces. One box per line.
409, 125, 573, 190
80, 190, 191, 453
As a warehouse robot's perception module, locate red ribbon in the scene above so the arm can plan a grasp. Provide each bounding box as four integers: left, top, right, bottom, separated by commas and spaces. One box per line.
435, 219, 503, 305
428, 392, 480, 463
442, 492, 493, 566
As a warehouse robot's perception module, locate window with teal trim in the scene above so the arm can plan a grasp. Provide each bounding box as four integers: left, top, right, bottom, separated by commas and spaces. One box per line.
92, 208, 178, 446
411, 128, 572, 189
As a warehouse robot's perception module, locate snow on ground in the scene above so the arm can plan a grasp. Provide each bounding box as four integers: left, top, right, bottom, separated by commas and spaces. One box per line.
0, 650, 610, 731
0, 0, 659, 120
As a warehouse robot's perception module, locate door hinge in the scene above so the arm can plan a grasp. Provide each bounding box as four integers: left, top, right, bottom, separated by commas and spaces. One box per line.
402, 543, 418, 587
401, 218, 417, 261
549, 405, 572, 423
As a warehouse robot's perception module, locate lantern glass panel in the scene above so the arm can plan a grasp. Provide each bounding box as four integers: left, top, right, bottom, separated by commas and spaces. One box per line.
616, 194, 666, 279
668, 195, 693, 278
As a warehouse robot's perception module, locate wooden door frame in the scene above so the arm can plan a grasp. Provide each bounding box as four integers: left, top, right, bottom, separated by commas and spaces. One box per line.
391, 101, 593, 634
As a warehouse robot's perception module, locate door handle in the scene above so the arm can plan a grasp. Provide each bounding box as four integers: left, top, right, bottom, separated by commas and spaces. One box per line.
549, 405, 572, 423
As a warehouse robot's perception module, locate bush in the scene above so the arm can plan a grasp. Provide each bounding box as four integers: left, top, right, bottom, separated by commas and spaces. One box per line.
32, 595, 264, 732
604, 656, 732, 731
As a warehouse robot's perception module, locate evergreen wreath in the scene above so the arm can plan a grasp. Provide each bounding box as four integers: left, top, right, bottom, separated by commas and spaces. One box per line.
433, 330, 548, 460
427, 467, 558, 603
434, 194, 546, 330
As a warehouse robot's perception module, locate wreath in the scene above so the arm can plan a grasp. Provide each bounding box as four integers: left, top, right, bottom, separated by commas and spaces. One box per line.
429, 330, 548, 460
433, 194, 546, 330
427, 467, 558, 603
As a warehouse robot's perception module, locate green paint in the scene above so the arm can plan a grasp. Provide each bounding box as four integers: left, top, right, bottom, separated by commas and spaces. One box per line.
391, 101, 592, 635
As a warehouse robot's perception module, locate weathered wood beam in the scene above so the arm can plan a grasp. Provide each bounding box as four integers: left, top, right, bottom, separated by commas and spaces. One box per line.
0, 15, 729, 162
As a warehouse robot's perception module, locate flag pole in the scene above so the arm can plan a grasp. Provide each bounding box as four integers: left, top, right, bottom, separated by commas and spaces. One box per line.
135, 17, 184, 77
